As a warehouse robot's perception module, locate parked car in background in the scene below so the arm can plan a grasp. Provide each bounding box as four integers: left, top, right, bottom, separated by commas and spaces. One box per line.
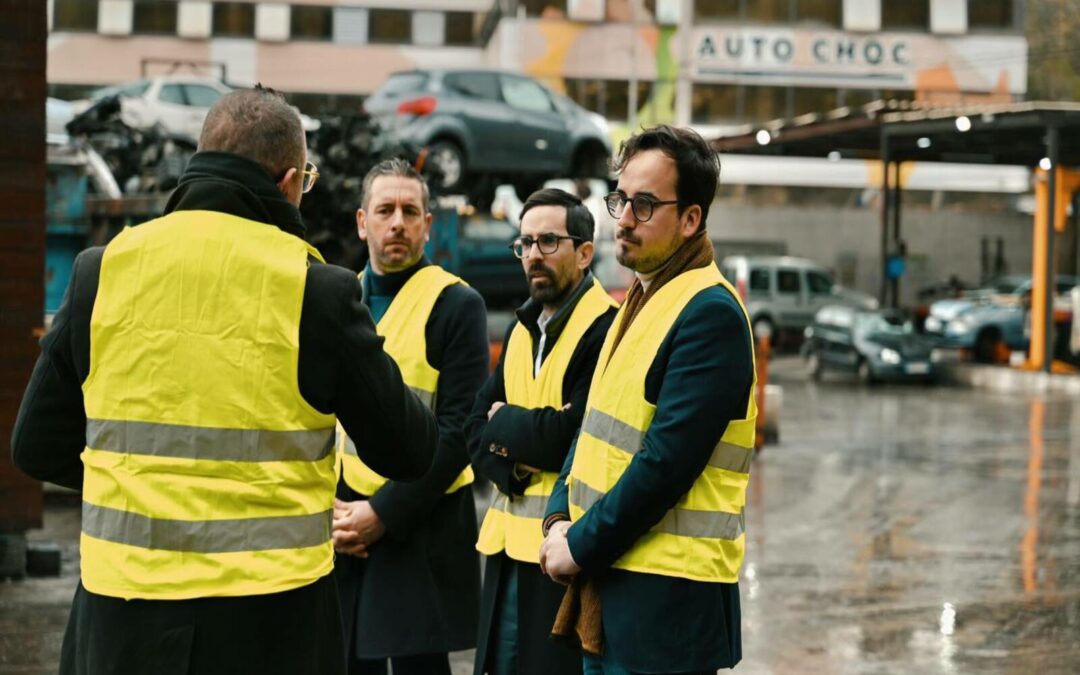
73, 76, 233, 142
721, 255, 878, 342
72, 75, 318, 143
363, 69, 612, 194
924, 275, 1079, 362
803, 306, 938, 384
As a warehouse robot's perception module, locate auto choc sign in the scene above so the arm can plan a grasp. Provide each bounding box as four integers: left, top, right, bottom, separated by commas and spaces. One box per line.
691, 27, 1026, 94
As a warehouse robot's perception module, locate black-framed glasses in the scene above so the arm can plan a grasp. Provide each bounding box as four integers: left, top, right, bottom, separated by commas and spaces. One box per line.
509, 233, 582, 259
604, 192, 681, 223
301, 160, 320, 194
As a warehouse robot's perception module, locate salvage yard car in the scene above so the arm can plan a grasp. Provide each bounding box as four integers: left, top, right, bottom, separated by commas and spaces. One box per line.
803, 306, 938, 384
363, 69, 612, 194
721, 255, 878, 343
924, 275, 1078, 362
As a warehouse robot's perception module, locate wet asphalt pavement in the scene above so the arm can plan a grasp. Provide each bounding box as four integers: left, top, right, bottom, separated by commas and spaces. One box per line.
2, 357, 1078, 674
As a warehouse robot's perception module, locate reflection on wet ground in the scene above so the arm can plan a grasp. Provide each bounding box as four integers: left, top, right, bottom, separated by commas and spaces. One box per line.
2, 358, 1078, 673
740, 359, 1080, 674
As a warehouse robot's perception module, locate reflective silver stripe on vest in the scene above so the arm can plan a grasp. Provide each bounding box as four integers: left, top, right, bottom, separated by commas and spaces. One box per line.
410, 387, 436, 410
82, 502, 332, 553
500, 493, 550, 520
569, 479, 744, 540
581, 410, 752, 473
86, 419, 335, 463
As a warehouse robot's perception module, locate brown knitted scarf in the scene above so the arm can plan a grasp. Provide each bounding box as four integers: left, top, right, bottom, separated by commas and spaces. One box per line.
550, 230, 714, 655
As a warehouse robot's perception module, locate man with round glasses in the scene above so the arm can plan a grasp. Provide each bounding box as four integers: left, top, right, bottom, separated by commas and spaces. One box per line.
333, 158, 489, 675
467, 188, 617, 675
540, 126, 756, 674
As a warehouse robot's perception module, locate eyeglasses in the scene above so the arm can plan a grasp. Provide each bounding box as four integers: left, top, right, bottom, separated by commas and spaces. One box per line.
604, 192, 681, 223
509, 233, 582, 259
301, 160, 320, 194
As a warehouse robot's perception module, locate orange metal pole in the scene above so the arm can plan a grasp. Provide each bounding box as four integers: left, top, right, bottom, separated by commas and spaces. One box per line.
1029, 171, 1051, 370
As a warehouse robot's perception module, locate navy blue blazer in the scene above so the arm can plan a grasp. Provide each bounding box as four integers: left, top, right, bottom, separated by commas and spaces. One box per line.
546, 282, 754, 673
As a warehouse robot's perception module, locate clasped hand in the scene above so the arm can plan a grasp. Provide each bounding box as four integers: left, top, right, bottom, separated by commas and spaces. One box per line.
539, 520, 580, 585
332, 498, 386, 558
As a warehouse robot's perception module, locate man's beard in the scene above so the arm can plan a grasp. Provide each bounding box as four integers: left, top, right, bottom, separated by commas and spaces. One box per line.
375, 236, 422, 272
528, 263, 571, 305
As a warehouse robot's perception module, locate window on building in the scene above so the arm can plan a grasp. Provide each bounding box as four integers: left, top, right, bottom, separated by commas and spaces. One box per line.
745, 0, 790, 23
566, 78, 603, 114
793, 87, 838, 116
691, 83, 737, 124
133, 1, 178, 34
369, 8, 410, 43
693, 0, 739, 20
605, 81, 632, 120
879, 89, 915, 103
521, 0, 568, 18
291, 6, 332, 41
840, 88, 879, 108
640, 0, 678, 24
445, 11, 475, 45
881, 0, 929, 30
212, 2, 255, 38
634, 81, 655, 118
968, 0, 1013, 29
53, 0, 99, 31
795, 0, 841, 27
743, 85, 787, 122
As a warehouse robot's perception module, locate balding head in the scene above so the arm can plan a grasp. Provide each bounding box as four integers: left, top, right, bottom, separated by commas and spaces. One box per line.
199, 85, 306, 200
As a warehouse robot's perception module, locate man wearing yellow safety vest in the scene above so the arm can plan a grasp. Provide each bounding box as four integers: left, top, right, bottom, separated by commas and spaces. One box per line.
466, 189, 617, 675
540, 126, 756, 675
10, 87, 437, 675
333, 159, 488, 675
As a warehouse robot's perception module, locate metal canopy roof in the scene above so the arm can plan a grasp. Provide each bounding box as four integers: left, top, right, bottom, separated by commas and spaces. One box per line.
711, 101, 1080, 167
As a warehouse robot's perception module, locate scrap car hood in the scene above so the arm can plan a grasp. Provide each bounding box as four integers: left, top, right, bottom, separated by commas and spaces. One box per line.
863, 333, 935, 358
929, 298, 976, 322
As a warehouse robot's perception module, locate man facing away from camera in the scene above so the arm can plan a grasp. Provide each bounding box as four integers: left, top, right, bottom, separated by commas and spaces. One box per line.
11, 87, 437, 675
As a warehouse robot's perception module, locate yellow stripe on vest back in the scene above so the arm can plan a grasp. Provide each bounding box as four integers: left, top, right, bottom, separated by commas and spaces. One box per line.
81, 210, 337, 600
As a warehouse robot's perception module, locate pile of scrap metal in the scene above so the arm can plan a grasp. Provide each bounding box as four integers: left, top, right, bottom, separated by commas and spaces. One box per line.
58, 99, 447, 273
64, 95, 196, 195
300, 112, 445, 271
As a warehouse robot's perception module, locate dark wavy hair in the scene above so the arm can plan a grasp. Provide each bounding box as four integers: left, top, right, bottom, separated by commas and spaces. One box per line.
519, 188, 595, 244
613, 125, 720, 228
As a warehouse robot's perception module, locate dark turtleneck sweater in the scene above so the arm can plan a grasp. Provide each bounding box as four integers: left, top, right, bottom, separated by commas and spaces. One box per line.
336, 257, 489, 535
12, 151, 436, 491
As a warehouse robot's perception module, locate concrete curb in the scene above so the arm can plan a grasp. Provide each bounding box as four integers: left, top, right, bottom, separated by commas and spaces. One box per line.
940, 362, 1080, 395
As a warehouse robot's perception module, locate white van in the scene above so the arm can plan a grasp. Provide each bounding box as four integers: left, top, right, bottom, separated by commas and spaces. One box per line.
721, 255, 878, 341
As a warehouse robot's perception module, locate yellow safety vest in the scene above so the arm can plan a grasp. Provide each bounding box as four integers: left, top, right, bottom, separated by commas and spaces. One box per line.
338, 265, 474, 495
476, 279, 616, 563
81, 210, 337, 601
567, 265, 757, 583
